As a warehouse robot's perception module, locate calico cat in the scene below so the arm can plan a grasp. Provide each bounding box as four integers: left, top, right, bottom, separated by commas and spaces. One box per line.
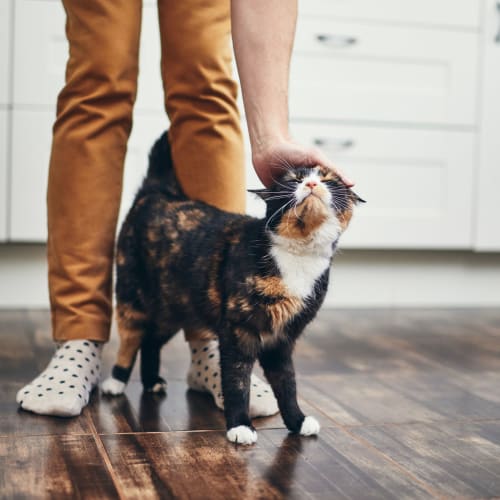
102, 131, 363, 445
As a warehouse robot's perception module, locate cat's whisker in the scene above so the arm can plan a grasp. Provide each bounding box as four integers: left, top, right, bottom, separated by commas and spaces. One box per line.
265, 198, 295, 232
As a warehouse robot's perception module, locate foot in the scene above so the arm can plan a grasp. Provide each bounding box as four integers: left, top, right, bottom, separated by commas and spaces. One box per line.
16, 340, 102, 417
227, 425, 258, 445
300, 416, 320, 436
101, 376, 126, 396
187, 339, 279, 418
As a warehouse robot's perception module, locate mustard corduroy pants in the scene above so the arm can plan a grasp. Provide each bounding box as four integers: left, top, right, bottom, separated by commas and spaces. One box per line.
47, 0, 245, 343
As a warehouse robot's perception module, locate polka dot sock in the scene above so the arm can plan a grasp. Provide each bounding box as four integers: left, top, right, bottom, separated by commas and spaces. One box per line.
187, 339, 279, 418
16, 340, 102, 417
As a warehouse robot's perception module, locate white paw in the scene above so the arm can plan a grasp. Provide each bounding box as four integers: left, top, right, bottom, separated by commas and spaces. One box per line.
101, 377, 126, 395
226, 425, 258, 445
148, 380, 167, 393
300, 416, 320, 436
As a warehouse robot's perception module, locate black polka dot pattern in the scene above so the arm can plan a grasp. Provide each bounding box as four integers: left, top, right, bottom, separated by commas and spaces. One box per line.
186, 339, 278, 418
16, 339, 103, 417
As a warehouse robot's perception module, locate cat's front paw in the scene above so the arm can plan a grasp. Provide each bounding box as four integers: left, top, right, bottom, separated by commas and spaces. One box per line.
226, 425, 258, 445
101, 377, 126, 396
300, 416, 320, 436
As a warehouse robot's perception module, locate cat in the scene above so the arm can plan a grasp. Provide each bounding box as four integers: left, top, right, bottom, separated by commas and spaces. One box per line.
102, 131, 364, 445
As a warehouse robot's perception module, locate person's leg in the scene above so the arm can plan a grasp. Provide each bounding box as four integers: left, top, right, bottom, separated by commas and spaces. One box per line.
158, 0, 277, 417
17, 0, 141, 416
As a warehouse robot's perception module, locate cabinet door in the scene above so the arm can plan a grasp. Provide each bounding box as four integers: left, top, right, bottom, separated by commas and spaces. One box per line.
10, 110, 52, 241
9, 109, 170, 242
0, 110, 7, 241
299, 0, 481, 29
13, 0, 67, 108
290, 122, 476, 249
290, 19, 479, 126
0, 0, 11, 105
118, 113, 170, 229
475, 0, 500, 251
134, 4, 164, 113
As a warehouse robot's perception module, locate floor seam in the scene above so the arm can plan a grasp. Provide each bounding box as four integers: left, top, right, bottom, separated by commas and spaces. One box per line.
300, 395, 445, 499
85, 412, 127, 500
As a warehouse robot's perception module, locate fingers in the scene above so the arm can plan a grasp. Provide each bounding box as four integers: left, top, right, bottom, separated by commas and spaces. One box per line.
307, 147, 355, 187
252, 141, 356, 189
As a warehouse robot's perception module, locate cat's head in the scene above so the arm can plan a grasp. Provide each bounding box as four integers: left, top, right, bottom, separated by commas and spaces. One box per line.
249, 165, 364, 242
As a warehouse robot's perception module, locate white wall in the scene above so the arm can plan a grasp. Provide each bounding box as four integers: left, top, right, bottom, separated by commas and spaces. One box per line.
1, 244, 499, 309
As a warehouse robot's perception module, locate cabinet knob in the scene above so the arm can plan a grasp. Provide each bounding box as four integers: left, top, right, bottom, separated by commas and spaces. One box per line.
314, 138, 355, 150
315, 34, 358, 48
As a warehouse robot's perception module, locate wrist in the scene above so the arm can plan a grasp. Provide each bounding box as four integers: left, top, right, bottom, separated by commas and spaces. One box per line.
249, 128, 290, 159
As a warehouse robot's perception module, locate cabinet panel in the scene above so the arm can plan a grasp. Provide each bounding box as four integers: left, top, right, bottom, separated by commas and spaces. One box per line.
13, 0, 163, 113
290, 19, 479, 126
10, 110, 170, 242
10, 110, 52, 241
475, 0, 500, 251
0, 110, 7, 241
118, 113, 170, 229
13, 0, 67, 107
0, 0, 11, 105
299, 0, 481, 29
290, 122, 476, 249
134, 6, 165, 113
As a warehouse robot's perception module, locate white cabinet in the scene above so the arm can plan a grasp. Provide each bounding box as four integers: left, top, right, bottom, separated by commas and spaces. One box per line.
290, 123, 475, 248
0, 0, 11, 105
299, 0, 481, 29
0, 111, 7, 241
3, 0, 499, 253
291, 18, 479, 126
12, 0, 163, 113
13, 0, 67, 108
118, 113, 170, 229
134, 6, 164, 113
10, 110, 53, 241
475, 0, 500, 251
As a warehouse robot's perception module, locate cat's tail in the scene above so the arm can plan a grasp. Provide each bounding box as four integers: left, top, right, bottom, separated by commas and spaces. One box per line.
137, 130, 187, 200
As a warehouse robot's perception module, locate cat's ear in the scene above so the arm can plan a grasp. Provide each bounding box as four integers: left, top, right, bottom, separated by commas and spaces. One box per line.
350, 191, 366, 205
248, 188, 274, 202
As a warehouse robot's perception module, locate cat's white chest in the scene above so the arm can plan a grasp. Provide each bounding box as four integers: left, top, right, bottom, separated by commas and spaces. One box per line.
270, 218, 340, 299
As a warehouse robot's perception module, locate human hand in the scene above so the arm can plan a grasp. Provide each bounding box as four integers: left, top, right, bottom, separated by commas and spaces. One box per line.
252, 138, 354, 188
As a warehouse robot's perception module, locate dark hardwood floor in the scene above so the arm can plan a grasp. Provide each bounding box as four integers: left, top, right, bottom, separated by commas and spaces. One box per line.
1, 309, 500, 499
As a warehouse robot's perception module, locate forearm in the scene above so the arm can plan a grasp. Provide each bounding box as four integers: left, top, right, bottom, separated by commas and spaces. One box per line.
231, 0, 297, 155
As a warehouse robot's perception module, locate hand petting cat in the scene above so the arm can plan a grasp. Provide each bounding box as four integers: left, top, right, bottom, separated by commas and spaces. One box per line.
252, 138, 355, 189
231, 1, 353, 193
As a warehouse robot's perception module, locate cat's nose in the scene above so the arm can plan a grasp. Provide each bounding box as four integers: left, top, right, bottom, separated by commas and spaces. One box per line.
305, 180, 318, 190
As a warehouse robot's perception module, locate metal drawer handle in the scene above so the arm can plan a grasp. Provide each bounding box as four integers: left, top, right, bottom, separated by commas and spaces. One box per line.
314, 138, 355, 150
316, 34, 357, 47
496, 1, 500, 43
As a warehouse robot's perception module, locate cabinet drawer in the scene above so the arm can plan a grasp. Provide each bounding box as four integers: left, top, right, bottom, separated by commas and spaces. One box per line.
13, 0, 163, 113
290, 19, 479, 126
0, 110, 7, 241
0, 1, 11, 105
13, 0, 68, 107
289, 123, 475, 249
299, 0, 481, 29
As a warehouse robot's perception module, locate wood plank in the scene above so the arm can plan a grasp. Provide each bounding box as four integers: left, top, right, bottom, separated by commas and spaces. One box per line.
351, 421, 500, 498
0, 381, 92, 436
90, 380, 331, 434
0, 434, 119, 498
102, 429, 431, 500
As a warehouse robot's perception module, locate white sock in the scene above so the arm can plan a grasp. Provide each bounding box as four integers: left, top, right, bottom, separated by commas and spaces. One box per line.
16, 340, 102, 417
187, 339, 279, 418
